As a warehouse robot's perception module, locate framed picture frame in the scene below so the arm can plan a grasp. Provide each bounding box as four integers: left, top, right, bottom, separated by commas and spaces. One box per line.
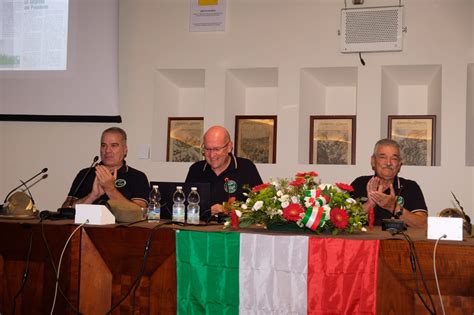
234, 115, 277, 164
309, 115, 356, 165
167, 117, 204, 162
388, 115, 436, 166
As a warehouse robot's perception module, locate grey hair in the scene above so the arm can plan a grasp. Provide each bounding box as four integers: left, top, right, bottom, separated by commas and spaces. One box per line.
102, 127, 127, 144
372, 138, 402, 158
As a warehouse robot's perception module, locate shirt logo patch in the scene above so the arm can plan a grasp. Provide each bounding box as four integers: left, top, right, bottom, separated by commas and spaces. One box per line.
397, 196, 404, 208
115, 179, 126, 188
224, 180, 237, 194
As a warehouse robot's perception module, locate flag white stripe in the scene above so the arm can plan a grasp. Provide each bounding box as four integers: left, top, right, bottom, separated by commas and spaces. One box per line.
239, 234, 308, 314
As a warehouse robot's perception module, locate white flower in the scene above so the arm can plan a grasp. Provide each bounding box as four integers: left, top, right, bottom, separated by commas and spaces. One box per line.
276, 190, 283, 197
253, 200, 264, 211
278, 194, 289, 203
241, 204, 248, 210
291, 196, 299, 203
246, 198, 251, 204
235, 210, 242, 217
346, 198, 356, 204
361, 227, 367, 232
281, 201, 289, 208
323, 204, 331, 220
277, 209, 283, 215
224, 221, 230, 228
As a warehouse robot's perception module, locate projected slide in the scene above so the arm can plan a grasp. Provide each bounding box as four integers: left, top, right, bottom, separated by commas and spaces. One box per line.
0, 0, 68, 71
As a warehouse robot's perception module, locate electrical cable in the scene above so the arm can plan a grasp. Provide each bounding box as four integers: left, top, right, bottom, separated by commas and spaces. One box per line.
49, 221, 88, 315
359, 52, 366, 66
401, 232, 435, 314
12, 228, 34, 315
40, 219, 81, 314
433, 234, 447, 315
401, 231, 437, 315
106, 221, 167, 314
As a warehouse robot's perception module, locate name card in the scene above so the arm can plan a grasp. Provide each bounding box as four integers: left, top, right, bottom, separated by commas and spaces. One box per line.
427, 217, 463, 241
75, 204, 115, 225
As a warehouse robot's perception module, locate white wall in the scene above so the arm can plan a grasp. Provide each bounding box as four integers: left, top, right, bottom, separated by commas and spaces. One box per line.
0, 0, 473, 218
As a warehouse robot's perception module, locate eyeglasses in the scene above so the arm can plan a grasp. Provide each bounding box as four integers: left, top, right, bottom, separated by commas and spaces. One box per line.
202, 142, 229, 154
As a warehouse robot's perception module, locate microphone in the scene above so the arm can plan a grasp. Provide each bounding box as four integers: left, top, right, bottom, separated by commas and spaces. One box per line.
391, 185, 404, 219
20, 180, 35, 206
20, 174, 49, 205
51, 156, 99, 220
450, 191, 472, 235
66, 156, 99, 208
2, 174, 48, 216
382, 184, 406, 234
3, 168, 48, 204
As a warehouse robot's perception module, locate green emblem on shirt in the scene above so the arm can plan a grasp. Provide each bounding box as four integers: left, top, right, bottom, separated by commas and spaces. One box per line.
115, 179, 126, 188
397, 196, 404, 208
224, 180, 237, 194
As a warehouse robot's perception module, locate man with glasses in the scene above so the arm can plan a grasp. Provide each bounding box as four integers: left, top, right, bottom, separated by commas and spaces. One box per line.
350, 138, 427, 227
185, 125, 263, 216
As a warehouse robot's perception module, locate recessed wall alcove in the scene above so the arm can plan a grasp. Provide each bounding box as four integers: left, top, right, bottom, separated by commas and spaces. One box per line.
151, 69, 205, 162
381, 65, 442, 166
299, 67, 358, 164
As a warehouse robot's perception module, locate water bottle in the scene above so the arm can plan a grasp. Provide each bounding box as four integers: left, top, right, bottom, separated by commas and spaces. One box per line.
186, 187, 200, 224
147, 185, 161, 221
172, 186, 185, 223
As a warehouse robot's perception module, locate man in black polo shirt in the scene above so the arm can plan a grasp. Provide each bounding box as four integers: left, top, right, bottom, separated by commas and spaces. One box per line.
351, 138, 427, 227
185, 125, 263, 216
61, 127, 149, 209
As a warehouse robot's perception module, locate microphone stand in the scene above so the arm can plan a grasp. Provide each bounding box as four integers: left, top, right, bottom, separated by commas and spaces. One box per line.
53, 156, 99, 219
3, 168, 48, 204
382, 185, 406, 234
451, 191, 472, 236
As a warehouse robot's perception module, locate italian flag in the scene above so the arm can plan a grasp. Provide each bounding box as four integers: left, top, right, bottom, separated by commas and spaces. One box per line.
176, 230, 379, 314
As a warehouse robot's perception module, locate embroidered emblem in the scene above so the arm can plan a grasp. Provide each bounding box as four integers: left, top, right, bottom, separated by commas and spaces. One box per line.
397, 196, 404, 208
115, 179, 126, 188
224, 180, 237, 194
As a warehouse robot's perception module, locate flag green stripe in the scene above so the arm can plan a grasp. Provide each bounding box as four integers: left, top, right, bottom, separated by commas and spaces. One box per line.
176, 230, 240, 314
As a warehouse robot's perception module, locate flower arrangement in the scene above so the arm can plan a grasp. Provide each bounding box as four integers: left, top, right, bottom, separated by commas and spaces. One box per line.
226, 171, 368, 234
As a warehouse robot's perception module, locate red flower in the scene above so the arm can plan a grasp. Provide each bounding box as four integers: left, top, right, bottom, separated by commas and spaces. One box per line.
336, 182, 354, 192
252, 183, 270, 192
289, 177, 305, 187
283, 203, 305, 222
330, 208, 349, 229
295, 171, 318, 178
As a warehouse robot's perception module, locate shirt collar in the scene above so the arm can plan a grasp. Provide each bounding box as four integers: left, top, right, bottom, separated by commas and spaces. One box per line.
202, 153, 238, 172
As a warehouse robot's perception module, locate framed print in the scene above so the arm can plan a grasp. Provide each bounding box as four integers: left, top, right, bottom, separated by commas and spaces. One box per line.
235, 115, 277, 164
309, 115, 356, 165
388, 115, 436, 166
167, 117, 204, 162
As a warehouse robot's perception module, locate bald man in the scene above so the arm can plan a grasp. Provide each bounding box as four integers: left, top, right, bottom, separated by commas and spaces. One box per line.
185, 125, 263, 216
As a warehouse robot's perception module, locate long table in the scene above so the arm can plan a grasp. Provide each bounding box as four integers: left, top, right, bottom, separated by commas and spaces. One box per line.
1, 220, 473, 314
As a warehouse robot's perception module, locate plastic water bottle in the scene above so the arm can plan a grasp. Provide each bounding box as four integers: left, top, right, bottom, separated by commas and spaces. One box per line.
147, 185, 161, 221
172, 186, 185, 223
186, 187, 200, 224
